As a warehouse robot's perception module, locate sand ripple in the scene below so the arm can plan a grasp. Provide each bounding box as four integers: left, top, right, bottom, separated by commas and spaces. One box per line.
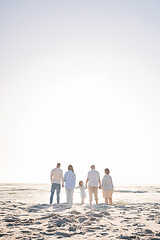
0, 201, 160, 239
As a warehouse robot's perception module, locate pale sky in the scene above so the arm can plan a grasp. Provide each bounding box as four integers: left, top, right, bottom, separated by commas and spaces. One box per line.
0, 0, 160, 185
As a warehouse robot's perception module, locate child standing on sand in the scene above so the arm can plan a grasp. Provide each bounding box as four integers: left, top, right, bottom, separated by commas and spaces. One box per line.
77, 181, 86, 204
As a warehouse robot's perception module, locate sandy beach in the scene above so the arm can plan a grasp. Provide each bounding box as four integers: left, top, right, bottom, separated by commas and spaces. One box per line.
0, 200, 160, 239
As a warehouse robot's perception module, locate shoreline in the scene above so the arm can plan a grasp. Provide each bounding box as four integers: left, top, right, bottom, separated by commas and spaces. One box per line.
1, 183, 160, 206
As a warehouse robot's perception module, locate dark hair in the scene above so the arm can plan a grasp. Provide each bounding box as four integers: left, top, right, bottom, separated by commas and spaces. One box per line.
57, 163, 61, 168
105, 168, 110, 174
79, 181, 83, 186
68, 165, 74, 172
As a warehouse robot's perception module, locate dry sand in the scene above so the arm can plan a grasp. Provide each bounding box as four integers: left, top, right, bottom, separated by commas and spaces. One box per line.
0, 201, 160, 239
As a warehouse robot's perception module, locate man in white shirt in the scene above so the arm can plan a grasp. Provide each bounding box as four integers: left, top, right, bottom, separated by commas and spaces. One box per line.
50, 163, 64, 205
86, 165, 101, 204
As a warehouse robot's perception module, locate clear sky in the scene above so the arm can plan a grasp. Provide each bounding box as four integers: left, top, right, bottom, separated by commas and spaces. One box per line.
0, 0, 160, 185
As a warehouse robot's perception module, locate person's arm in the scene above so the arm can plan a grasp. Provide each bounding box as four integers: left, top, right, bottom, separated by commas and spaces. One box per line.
75, 173, 76, 185
63, 172, 66, 182
86, 172, 89, 188
102, 176, 104, 189
50, 170, 53, 183
75, 173, 76, 188
86, 178, 89, 188
99, 173, 102, 189
111, 176, 114, 190
61, 170, 64, 187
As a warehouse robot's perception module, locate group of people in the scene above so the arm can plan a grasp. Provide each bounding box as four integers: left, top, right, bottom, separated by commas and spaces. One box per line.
50, 163, 114, 206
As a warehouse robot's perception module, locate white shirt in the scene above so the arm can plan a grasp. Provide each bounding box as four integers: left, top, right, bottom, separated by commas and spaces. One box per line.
50, 168, 64, 185
102, 174, 114, 191
64, 170, 76, 190
78, 185, 86, 198
87, 169, 100, 187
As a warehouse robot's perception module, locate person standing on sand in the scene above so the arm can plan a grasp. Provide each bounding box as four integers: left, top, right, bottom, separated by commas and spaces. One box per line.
76, 180, 87, 204
50, 163, 64, 205
86, 165, 101, 204
64, 165, 76, 204
102, 168, 114, 205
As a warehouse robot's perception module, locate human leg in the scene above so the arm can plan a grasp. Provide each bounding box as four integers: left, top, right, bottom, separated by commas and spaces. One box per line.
81, 197, 85, 204
50, 183, 56, 204
93, 187, 98, 204
56, 184, 61, 203
70, 190, 74, 204
109, 198, 112, 205
105, 191, 113, 205
88, 187, 93, 204
66, 188, 70, 203
66, 189, 74, 203
105, 198, 109, 204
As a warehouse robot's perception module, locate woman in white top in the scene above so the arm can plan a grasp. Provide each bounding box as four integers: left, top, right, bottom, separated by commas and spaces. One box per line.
64, 165, 76, 204
102, 168, 114, 205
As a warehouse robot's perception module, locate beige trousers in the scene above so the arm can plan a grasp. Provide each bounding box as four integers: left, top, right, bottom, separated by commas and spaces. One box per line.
88, 186, 98, 202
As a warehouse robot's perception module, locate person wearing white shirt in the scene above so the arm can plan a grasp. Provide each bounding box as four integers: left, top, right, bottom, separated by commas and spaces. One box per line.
102, 168, 114, 205
50, 163, 64, 205
64, 165, 76, 204
77, 181, 86, 204
86, 165, 101, 204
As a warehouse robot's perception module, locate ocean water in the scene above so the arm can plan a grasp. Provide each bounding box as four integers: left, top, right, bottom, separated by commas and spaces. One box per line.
0, 183, 160, 205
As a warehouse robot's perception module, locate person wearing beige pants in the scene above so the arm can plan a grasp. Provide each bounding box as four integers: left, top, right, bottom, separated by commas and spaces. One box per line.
102, 168, 114, 205
86, 165, 101, 204
88, 186, 98, 203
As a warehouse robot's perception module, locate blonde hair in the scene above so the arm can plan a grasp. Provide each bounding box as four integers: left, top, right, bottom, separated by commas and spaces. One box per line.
68, 165, 74, 172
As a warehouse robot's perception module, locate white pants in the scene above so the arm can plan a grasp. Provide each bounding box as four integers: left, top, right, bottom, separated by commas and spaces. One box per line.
66, 188, 74, 203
